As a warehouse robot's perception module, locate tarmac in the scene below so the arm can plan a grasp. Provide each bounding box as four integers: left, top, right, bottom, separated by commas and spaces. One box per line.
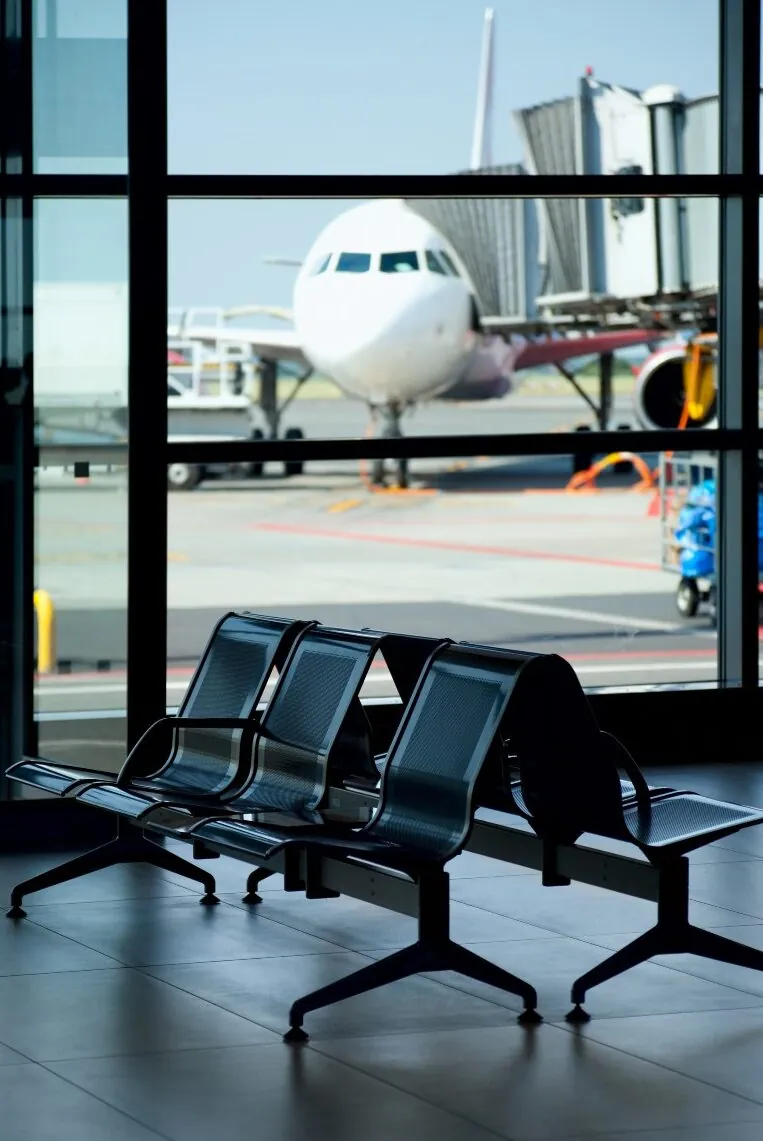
34, 392, 737, 722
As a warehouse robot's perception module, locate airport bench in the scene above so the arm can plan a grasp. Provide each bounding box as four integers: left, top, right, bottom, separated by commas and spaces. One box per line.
7, 619, 442, 914
5, 611, 312, 915
498, 664, 763, 1021
176, 641, 571, 1040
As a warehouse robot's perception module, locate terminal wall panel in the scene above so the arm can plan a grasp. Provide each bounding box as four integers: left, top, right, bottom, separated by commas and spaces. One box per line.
34, 281, 129, 439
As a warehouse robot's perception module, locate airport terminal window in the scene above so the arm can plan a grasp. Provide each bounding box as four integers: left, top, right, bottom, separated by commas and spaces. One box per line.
335, 252, 372, 273
438, 250, 461, 277
379, 250, 419, 273
425, 249, 448, 275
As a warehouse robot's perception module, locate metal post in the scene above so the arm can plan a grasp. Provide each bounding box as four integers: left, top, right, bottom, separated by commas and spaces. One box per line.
126, 1, 168, 749
716, 0, 760, 688
0, 0, 35, 798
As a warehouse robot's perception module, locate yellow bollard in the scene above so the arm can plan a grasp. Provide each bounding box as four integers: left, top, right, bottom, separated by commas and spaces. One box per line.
33, 589, 57, 675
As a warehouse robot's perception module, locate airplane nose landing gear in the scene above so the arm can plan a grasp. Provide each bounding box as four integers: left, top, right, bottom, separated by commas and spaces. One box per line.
369, 401, 409, 489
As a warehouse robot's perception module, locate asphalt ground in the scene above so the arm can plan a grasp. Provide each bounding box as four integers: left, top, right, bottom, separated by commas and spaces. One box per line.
33, 390, 745, 719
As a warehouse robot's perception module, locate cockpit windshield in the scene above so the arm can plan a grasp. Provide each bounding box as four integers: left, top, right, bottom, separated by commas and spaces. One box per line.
379, 250, 419, 273
309, 253, 332, 275
425, 250, 448, 275
336, 252, 371, 273
437, 250, 461, 277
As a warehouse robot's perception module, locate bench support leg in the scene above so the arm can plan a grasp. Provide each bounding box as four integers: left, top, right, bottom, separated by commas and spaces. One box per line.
284, 866, 540, 1042
566, 858, 763, 1022
6, 832, 219, 918
243, 867, 277, 905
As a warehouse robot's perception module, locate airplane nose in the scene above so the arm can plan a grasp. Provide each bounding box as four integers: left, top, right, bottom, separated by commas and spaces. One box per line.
298, 283, 471, 403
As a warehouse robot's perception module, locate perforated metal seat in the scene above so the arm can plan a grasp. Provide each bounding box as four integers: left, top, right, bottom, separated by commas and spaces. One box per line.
146, 626, 395, 849
6, 612, 310, 917
208, 643, 567, 1041
503, 657, 763, 1021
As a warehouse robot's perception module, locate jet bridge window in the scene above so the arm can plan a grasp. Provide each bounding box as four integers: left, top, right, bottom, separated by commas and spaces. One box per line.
336, 252, 372, 273
437, 250, 461, 277
379, 250, 419, 273
425, 250, 448, 275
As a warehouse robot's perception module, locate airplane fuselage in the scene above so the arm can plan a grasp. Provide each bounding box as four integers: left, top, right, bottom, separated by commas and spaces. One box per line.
293, 199, 483, 407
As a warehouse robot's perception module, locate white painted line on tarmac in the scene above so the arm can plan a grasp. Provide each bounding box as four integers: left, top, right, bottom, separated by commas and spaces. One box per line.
457, 597, 692, 634
34, 673, 396, 699
33, 660, 742, 704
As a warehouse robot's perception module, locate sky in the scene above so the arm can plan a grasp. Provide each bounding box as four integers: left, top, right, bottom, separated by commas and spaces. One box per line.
165, 0, 720, 313
36, 0, 723, 313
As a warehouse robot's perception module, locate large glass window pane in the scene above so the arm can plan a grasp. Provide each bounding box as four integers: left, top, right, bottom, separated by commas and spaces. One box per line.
168, 0, 718, 175
167, 195, 719, 454
33, 0, 127, 173
167, 445, 725, 709
34, 198, 128, 768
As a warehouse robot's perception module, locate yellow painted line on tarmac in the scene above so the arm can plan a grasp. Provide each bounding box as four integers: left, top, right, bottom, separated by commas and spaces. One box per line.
327, 498, 363, 514
167, 551, 189, 562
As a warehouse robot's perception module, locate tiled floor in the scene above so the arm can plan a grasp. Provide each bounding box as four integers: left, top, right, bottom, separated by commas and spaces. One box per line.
6, 762, 763, 1140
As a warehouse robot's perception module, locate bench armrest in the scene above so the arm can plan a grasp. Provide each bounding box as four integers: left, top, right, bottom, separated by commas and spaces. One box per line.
600, 731, 653, 819
119, 716, 255, 784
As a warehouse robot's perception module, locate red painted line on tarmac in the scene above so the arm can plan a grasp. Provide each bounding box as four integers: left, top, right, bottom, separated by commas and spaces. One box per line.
565, 648, 714, 662
252, 521, 663, 574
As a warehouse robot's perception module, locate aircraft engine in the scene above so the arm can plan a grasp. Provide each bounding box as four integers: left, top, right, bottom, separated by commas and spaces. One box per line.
633, 345, 717, 430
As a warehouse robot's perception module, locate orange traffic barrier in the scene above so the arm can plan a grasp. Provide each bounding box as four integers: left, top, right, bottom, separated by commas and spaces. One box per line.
566, 451, 656, 494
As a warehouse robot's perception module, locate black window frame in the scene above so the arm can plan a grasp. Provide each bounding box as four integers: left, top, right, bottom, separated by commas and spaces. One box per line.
1, 0, 761, 798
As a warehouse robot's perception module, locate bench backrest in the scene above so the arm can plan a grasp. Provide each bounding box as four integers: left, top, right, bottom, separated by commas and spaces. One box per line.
233, 626, 384, 813
360, 628, 450, 705
505, 652, 626, 843
144, 612, 311, 795
365, 643, 537, 861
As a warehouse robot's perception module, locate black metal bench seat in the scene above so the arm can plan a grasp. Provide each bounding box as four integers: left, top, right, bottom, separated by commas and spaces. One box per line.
5, 611, 312, 915
138, 626, 447, 899
197, 643, 584, 1041
499, 655, 763, 1021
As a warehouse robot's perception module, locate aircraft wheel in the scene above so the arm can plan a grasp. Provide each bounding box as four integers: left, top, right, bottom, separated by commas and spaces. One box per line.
676, 576, 700, 618
396, 458, 409, 490
244, 427, 265, 478
370, 459, 386, 486
284, 426, 305, 477
167, 462, 202, 491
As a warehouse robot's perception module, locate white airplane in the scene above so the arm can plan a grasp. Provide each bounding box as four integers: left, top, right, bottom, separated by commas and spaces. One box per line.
173, 194, 664, 486
172, 9, 669, 487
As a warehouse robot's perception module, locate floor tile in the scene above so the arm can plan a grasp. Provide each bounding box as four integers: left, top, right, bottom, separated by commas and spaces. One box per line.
688, 860, 763, 918
0, 968, 278, 1061
579, 1124, 763, 1141
222, 890, 557, 951
29, 894, 346, 966
577, 1006, 763, 1105
363, 933, 763, 1022
50, 1042, 502, 1141
0, 914, 120, 974
0, 1063, 167, 1141
0, 852, 192, 908
0, 1043, 30, 1065
590, 923, 763, 1000
316, 1023, 763, 1139
450, 874, 760, 938
145, 950, 524, 1041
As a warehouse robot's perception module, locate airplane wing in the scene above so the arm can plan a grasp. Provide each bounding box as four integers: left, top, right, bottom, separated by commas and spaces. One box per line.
512, 328, 665, 371
173, 325, 310, 369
